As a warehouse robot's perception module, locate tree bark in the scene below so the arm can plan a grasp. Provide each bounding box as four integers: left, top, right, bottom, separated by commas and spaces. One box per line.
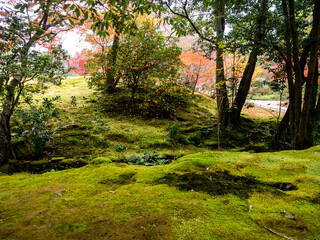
105, 31, 120, 93
281, 0, 295, 145
297, 0, 320, 149
229, 0, 267, 125
289, 0, 303, 138
215, 0, 229, 126
230, 48, 259, 125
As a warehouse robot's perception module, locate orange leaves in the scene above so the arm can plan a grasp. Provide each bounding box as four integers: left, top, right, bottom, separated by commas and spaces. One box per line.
180, 51, 215, 90
69, 49, 92, 76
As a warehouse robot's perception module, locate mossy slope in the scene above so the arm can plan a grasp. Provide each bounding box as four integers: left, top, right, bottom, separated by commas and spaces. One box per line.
1, 146, 319, 239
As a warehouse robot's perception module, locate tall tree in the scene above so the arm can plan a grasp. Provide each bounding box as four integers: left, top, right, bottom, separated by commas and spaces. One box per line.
229, 0, 269, 125
163, 0, 270, 126
0, 0, 69, 165
270, 0, 320, 149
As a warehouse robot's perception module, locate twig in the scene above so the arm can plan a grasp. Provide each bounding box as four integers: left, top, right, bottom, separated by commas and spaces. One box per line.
68, 115, 75, 125
249, 216, 295, 240
248, 202, 294, 240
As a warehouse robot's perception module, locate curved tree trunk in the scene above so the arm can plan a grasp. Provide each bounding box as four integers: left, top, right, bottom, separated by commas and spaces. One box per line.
281, 0, 295, 145
229, 0, 267, 125
230, 47, 259, 125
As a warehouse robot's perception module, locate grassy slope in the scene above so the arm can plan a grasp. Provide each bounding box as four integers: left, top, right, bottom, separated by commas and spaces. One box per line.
0, 147, 320, 239
1, 78, 319, 239
39, 77, 221, 160
39, 77, 276, 160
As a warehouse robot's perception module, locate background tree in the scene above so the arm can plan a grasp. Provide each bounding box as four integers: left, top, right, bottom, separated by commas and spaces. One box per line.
88, 15, 187, 118
69, 49, 91, 76
180, 51, 214, 95
0, 0, 69, 165
163, 0, 270, 126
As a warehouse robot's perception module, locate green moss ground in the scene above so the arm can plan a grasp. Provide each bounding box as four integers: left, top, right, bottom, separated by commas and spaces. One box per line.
1, 146, 320, 239
1, 77, 318, 239
31, 77, 275, 162
32, 77, 221, 161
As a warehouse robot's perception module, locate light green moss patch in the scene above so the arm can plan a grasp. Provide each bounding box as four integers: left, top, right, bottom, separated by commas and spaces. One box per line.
91, 157, 112, 164
1, 147, 320, 239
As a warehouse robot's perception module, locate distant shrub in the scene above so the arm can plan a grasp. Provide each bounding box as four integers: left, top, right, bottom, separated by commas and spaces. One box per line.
188, 132, 203, 146
167, 123, 180, 147
123, 152, 171, 166
166, 123, 188, 147
101, 80, 190, 119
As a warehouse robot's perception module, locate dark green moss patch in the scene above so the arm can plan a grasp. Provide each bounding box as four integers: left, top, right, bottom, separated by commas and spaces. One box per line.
99, 172, 136, 186
271, 182, 298, 191
4, 158, 88, 174
156, 171, 297, 199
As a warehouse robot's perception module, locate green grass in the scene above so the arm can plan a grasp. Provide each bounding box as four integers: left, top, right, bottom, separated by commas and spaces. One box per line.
1, 146, 320, 239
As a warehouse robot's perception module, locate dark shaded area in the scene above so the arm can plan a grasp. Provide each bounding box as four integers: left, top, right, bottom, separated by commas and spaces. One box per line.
156, 171, 297, 199
99, 172, 136, 186
0, 158, 88, 174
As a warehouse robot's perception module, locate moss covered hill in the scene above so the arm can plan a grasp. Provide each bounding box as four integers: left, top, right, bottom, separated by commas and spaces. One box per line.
0, 78, 319, 239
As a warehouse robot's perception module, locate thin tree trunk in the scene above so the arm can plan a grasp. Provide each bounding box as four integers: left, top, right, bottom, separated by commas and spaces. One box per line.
230, 47, 259, 125
230, 0, 267, 125
215, 0, 229, 126
192, 60, 202, 95
106, 31, 120, 93
282, 0, 295, 145
289, 0, 303, 138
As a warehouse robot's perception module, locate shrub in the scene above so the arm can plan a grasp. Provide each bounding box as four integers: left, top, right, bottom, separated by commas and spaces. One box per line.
12, 97, 60, 159
166, 123, 188, 146
123, 152, 171, 166
132, 79, 190, 118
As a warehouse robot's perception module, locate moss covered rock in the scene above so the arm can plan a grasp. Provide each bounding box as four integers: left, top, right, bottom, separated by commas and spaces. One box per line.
91, 157, 112, 165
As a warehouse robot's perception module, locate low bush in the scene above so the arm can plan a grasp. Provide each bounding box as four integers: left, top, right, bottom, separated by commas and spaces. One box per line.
123, 152, 171, 166
12, 96, 60, 159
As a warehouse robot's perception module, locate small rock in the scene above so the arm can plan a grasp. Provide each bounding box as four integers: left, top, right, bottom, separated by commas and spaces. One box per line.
285, 212, 296, 220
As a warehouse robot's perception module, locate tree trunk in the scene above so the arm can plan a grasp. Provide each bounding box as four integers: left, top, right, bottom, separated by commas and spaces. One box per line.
215, 0, 229, 126
105, 31, 120, 93
0, 131, 7, 166
0, 115, 13, 166
229, 0, 267, 125
289, 0, 303, 138
281, 0, 296, 145
230, 47, 258, 125
297, 0, 320, 149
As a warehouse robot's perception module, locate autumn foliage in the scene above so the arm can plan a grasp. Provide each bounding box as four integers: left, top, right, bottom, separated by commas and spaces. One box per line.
69, 49, 91, 76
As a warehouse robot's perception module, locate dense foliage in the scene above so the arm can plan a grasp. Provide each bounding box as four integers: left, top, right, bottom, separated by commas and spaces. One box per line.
88, 17, 189, 118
